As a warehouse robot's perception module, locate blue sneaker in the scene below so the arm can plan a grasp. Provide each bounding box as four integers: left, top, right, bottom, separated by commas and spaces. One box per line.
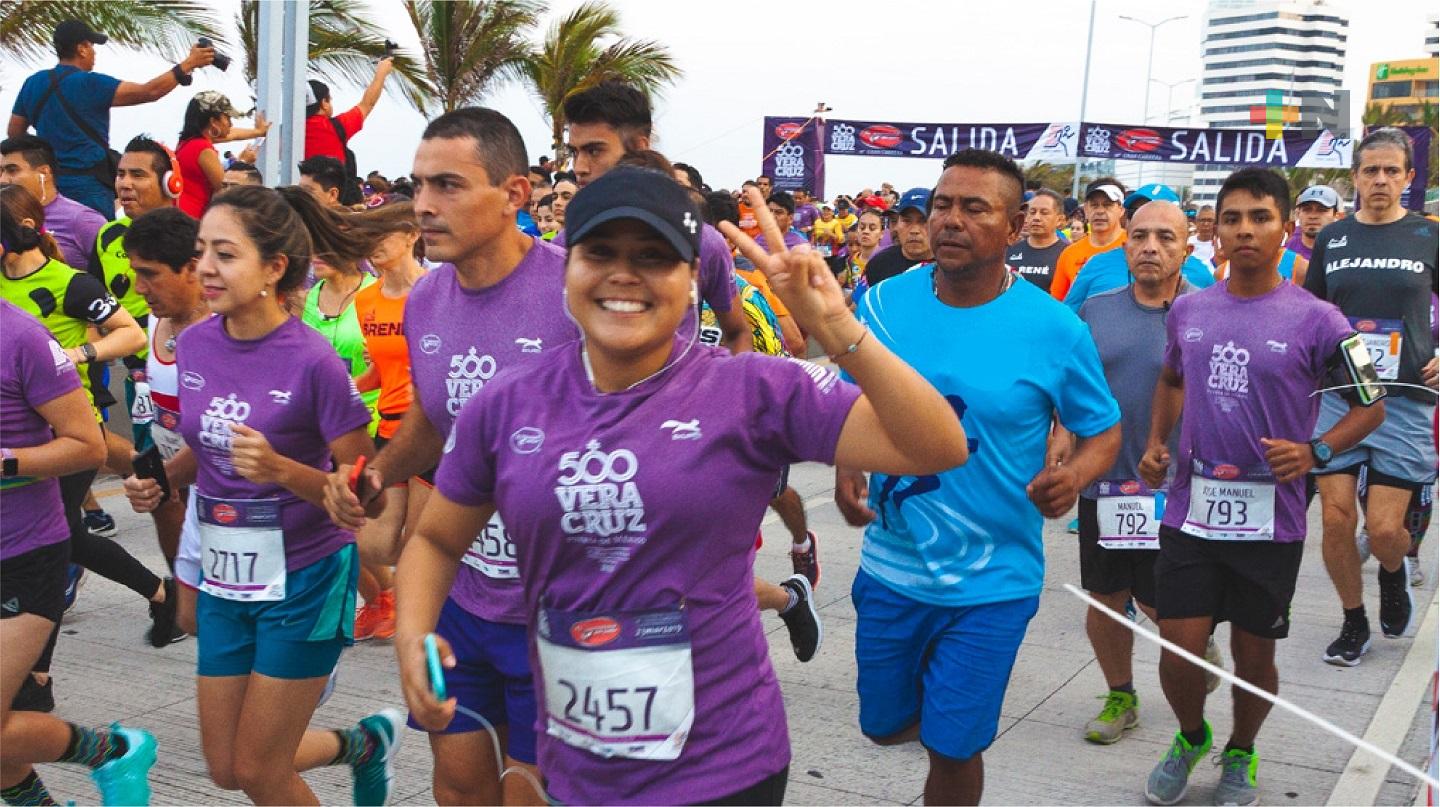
1145, 722, 1212, 805
351, 708, 403, 806
90, 724, 156, 806
1214, 746, 1260, 806
64, 565, 85, 614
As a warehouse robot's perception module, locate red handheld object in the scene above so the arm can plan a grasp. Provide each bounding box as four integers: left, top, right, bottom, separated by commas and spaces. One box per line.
348, 455, 367, 494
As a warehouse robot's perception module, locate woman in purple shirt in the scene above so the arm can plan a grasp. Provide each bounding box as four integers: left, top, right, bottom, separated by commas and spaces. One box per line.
393, 167, 971, 805
0, 301, 157, 805
122, 186, 402, 805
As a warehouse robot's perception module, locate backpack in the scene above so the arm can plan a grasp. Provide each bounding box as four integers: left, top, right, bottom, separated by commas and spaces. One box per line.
329, 118, 362, 206
699, 276, 788, 357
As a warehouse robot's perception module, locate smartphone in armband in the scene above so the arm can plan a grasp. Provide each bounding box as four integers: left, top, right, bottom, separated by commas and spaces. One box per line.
424, 633, 447, 701
132, 446, 172, 504
1340, 334, 1387, 406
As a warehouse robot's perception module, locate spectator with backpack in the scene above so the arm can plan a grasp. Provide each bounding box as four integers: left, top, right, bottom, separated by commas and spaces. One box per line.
7, 19, 217, 218
303, 58, 393, 206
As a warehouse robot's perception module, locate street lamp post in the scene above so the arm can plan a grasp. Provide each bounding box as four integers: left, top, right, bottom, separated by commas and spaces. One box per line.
1073, 0, 1097, 200
1120, 13, 1188, 184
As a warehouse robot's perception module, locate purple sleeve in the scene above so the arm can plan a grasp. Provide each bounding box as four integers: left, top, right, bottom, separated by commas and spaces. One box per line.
746, 354, 861, 467
699, 225, 736, 313
77, 208, 104, 266
310, 347, 373, 443
434, 384, 500, 507
1163, 297, 1184, 378
19, 324, 81, 409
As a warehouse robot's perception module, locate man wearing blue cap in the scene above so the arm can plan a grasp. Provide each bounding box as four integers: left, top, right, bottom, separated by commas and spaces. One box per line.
1285, 184, 1341, 261
1061, 184, 1216, 313
863, 187, 933, 287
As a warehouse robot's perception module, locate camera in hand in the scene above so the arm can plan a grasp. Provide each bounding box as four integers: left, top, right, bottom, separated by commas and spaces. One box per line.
383, 39, 399, 58
198, 37, 231, 72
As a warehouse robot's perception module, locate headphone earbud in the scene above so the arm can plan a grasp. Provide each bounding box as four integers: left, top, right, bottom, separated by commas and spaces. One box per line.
690, 280, 699, 306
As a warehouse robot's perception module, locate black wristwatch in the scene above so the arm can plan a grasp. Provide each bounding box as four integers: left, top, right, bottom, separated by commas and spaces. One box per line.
2, 448, 17, 479
172, 64, 192, 86
1309, 439, 1333, 469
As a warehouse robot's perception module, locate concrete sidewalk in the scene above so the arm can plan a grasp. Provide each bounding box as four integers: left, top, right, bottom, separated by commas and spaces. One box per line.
33, 461, 1435, 805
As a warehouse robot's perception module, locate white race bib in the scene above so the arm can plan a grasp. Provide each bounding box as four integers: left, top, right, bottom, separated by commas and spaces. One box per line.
537, 605, 694, 761
1094, 479, 1162, 549
151, 406, 185, 460
196, 494, 287, 601
1351, 317, 1403, 381
130, 381, 155, 425
461, 512, 517, 579
1183, 460, 1276, 541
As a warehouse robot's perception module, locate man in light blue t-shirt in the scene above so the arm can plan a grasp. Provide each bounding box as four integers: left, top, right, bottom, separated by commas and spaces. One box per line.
836, 149, 1121, 804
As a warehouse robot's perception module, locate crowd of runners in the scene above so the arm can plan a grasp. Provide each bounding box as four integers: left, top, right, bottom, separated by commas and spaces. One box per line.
1, 17, 1437, 807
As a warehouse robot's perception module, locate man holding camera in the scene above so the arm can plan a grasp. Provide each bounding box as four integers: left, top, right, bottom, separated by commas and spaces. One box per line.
7, 19, 217, 218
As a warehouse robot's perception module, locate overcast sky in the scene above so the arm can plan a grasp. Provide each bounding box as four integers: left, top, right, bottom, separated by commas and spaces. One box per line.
1, 0, 1432, 198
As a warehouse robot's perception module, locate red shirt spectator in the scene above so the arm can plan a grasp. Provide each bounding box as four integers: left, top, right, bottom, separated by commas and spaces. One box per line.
301, 59, 392, 165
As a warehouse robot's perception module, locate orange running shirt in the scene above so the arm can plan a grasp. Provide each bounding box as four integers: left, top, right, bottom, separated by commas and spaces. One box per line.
1049, 231, 1126, 301
355, 283, 413, 439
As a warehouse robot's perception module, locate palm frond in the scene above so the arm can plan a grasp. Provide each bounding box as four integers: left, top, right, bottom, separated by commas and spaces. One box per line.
403, 0, 541, 114
0, 0, 226, 66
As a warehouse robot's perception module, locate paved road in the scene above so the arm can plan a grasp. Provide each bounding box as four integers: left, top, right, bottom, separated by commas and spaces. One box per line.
36, 460, 1435, 805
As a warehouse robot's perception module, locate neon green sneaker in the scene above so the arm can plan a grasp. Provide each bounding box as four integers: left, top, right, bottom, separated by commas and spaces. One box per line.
1145, 721, 1212, 805
1214, 747, 1260, 806
90, 724, 156, 806
1083, 690, 1139, 744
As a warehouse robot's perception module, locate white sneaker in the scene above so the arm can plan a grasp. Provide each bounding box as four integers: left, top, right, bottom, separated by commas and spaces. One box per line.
1406, 555, 1424, 588
1204, 636, 1224, 693
1355, 529, 1371, 564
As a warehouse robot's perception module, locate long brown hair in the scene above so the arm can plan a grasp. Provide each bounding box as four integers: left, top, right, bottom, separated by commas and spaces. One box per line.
0, 184, 61, 262
207, 185, 313, 293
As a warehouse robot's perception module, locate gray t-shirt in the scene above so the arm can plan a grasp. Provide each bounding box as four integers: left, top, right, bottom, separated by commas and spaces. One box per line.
1304, 213, 1438, 402
1007, 238, 1068, 293
1077, 282, 1190, 497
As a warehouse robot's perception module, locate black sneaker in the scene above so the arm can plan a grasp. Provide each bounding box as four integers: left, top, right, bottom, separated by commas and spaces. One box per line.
790, 530, 820, 589
147, 578, 188, 647
83, 509, 118, 539
1322, 617, 1370, 667
1378, 564, 1413, 637
778, 574, 822, 662
11, 675, 54, 712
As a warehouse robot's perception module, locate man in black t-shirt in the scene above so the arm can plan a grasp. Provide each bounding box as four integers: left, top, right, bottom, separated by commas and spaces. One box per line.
865, 187, 933, 287
1305, 127, 1439, 667
1007, 188, 1069, 292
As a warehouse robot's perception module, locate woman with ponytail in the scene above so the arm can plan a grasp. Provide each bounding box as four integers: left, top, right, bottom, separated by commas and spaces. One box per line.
121, 184, 402, 804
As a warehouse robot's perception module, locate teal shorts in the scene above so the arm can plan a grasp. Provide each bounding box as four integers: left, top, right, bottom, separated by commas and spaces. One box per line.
197, 544, 357, 680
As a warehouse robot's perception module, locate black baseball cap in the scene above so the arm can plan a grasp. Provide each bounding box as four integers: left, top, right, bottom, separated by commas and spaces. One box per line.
54, 19, 107, 51
564, 166, 703, 263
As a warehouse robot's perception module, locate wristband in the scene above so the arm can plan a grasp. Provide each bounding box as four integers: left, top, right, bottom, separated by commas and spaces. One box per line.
80, 343, 98, 364
827, 324, 869, 363
2, 448, 16, 479
172, 64, 192, 86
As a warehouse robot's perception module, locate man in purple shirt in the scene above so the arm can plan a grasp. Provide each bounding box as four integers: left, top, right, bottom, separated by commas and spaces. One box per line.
1284, 184, 1341, 261
792, 187, 820, 239
1137, 168, 1384, 806
755, 191, 809, 251
1, 134, 104, 271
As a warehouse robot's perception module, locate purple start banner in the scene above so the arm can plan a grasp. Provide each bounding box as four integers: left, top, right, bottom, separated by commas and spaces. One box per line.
1077, 121, 1354, 168
760, 117, 825, 199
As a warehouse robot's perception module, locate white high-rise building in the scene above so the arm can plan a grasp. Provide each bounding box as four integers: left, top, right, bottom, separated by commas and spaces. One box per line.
1193, 0, 1348, 206
1426, 13, 1438, 58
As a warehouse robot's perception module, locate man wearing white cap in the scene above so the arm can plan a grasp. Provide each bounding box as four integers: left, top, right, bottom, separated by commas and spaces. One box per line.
1285, 185, 1342, 261
1051, 178, 1127, 301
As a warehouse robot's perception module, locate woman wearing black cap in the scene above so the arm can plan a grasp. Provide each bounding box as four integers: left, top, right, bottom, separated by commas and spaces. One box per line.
393, 166, 970, 805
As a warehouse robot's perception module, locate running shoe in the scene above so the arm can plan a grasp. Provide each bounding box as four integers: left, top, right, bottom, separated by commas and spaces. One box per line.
11, 675, 54, 713
1406, 554, 1424, 588
1378, 564, 1413, 637
354, 590, 396, 642
64, 564, 85, 614
319, 664, 340, 708
791, 530, 821, 589
83, 509, 118, 539
1144, 722, 1212, 806
1354, 528, 1371, 564
1213, 746, 1260, 806
1067, 518, 1080, 534
90, 723, 157, 806
1083, 690, 1138, 744
351, 708, 403, 806
1322, 616, 1370, 667
1124, 598, 1138, 622
1204, 636, 1225, 693
147, 578, 187, 647
778, 574, 822, 662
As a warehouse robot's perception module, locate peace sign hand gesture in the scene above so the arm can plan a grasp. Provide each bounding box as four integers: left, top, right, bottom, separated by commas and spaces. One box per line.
719, 187, 861, 357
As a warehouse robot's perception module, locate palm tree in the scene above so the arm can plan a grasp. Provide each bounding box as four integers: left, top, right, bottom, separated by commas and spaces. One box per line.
235, 0, 431, 113
519, 1, 681, 164
0, 0, 226, 66
1022, 161, 1075, 194
403, 0, 541, 115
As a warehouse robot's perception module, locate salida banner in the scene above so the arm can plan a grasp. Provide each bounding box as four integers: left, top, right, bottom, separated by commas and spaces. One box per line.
824, 120, 1080, 162
1076, 121, 1353, 168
